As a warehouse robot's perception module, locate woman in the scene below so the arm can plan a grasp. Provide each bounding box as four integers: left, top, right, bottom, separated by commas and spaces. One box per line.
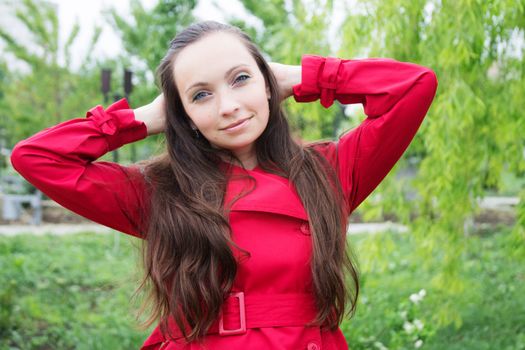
11, 21, 437, 350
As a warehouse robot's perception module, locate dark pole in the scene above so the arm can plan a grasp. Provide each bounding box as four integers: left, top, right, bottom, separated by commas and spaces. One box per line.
123, 69, 137, 162
101, 69, 111, 105
123, 69, 133, 99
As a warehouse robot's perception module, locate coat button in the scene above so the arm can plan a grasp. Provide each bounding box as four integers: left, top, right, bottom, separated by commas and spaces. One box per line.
300, 222, 310, 235
307, 342, 320, 350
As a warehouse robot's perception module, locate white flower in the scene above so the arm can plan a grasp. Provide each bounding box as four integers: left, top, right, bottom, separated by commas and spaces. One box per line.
413, 319, 424, 330
373, 341, 389, 350
409, 289, 427, 304
409, 293, 422, 304
403, 321, 415, 334
414, 339, 424, 348
399, 310, 408, 319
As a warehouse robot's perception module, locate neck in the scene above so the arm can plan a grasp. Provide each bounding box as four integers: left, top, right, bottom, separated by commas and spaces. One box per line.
230, 144, 258, 170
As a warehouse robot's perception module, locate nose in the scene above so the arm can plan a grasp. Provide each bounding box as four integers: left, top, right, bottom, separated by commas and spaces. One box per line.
217, 90, 240, 117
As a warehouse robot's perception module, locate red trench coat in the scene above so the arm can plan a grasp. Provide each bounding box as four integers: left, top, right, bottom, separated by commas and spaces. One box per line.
11, 55, 437, 350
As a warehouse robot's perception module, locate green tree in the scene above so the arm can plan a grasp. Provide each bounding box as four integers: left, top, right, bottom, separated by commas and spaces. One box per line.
0, 0, 102, 147
337, 0, 525, 331
106, 0, 196, 74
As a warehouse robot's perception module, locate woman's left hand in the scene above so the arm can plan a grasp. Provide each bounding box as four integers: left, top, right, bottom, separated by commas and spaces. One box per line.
268, 62, 302, 101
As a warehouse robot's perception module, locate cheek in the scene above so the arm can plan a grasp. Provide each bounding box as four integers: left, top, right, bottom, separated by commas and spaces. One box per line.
186, 108, 216, 131
245, 84, 270, 117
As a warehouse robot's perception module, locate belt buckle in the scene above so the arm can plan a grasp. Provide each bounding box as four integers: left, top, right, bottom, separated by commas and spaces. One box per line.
219, 292, 246, 336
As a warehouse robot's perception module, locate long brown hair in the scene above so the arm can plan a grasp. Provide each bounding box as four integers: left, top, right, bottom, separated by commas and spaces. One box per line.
139, 21, 359, 342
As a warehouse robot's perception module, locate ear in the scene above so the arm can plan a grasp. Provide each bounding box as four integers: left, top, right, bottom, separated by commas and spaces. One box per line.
189, 120, 197, 130
266, 85, 271, 100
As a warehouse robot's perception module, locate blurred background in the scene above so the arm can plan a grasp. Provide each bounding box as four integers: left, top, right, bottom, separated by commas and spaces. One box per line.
0, 0, 523, 349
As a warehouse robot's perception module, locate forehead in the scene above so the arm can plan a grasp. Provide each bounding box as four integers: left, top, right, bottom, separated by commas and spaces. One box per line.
173, 32, 257, 88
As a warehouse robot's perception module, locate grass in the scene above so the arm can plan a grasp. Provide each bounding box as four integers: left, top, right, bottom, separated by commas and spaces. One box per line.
0, 227, 523, 349
0, 232, 150, 350
342, 227, 525, 350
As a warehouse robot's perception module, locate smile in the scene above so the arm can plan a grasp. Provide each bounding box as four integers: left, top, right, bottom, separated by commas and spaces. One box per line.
221, 116, 253, 132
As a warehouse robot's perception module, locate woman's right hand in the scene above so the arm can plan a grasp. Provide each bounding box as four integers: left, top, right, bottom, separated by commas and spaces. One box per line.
133, 94, 166, 135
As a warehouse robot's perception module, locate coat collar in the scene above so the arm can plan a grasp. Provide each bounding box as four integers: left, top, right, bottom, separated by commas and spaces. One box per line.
224, 165, 308, 222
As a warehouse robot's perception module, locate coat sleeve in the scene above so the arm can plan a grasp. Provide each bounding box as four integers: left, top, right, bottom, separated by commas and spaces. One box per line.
10, 99, 150, 238
293, 55, 438, 214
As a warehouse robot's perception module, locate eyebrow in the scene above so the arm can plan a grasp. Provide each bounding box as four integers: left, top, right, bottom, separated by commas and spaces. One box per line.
185, 64, 251, 94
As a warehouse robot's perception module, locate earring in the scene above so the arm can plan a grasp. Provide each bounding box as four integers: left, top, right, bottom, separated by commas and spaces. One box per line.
192, 127, 200, 138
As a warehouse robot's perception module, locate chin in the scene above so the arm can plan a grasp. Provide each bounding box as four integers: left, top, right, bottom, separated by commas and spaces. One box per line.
222, 138, 258, 153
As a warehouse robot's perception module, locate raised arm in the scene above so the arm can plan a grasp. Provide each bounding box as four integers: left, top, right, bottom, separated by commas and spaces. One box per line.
10, 98, 163, 238
293, 55, 438, 213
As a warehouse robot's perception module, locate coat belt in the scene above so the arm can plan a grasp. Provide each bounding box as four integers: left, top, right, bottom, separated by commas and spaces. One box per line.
142, 292, 319, 348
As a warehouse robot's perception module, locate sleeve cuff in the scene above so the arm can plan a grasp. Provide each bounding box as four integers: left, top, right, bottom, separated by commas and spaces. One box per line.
86, 98, 147, 151
292, 55, 343, 108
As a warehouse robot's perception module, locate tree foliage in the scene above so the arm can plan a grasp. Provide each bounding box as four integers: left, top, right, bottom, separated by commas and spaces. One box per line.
0, 0, 102, 148
106, 0, 196, 74
336, 0, 525, 328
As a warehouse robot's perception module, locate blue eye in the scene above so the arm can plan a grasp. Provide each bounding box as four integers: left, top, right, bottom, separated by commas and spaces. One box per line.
192, 91, 210, 102
234, 74, 250, 84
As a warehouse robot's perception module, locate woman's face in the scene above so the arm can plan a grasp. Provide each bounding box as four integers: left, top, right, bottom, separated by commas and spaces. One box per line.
172, 32, 270, 159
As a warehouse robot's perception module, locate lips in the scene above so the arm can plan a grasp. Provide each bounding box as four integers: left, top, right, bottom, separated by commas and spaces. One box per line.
221, 116, 253, 131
